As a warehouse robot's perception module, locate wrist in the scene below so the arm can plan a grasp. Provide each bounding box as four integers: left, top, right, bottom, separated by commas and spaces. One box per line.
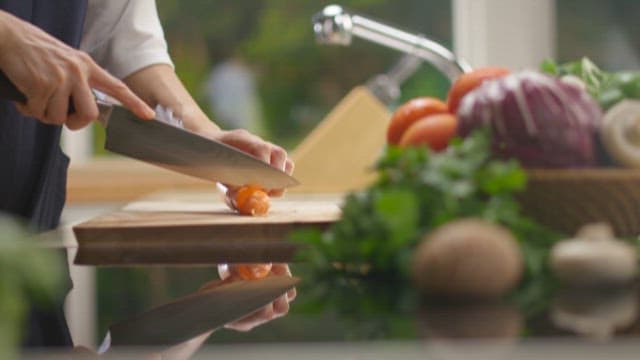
176, 102, 221, 133
124, 64, 221, 133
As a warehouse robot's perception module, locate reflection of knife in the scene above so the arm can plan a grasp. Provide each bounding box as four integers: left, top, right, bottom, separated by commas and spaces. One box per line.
105, 276, 299, 348
0, 72, 299, 189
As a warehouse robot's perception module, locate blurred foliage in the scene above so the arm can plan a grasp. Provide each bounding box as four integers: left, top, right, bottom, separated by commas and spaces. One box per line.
0, 216, 64, 358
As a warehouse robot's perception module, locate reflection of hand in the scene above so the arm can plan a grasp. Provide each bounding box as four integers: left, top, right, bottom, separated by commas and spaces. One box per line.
0, 10, 154, 128
200, 263, 297, 332
200, 128, 295, 197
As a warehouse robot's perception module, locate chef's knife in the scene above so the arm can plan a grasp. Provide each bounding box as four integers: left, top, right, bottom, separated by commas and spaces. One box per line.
103, 275, 299, 348
0, 71, 299, 189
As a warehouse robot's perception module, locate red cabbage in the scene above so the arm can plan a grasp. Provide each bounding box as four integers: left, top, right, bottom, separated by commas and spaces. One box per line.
457, 71, 602, 168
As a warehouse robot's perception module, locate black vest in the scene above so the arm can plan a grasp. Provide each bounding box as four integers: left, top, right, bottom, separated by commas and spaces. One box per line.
0, 0, 88, 348
0, 0, 87, 230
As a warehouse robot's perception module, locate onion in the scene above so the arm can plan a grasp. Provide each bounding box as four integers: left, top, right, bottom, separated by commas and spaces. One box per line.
457, 71, 602, 168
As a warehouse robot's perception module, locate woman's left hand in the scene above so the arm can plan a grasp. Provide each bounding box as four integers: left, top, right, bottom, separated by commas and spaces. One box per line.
199, 128, 295, 197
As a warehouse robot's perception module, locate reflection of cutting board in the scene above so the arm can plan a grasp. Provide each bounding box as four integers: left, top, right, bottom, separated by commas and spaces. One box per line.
291, 86, 391, 193
73, 191, 342, 266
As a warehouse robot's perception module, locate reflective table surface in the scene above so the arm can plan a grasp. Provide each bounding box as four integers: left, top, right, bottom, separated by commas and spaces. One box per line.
53, 262, 640, 359
25, 201, 640, 359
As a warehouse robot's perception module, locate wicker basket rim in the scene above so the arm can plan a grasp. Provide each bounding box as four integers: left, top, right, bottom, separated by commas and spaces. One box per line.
527, 168, 640, 180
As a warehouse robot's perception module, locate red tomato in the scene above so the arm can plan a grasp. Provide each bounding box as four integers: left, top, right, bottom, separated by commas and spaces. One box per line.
398, 113, 458, 151
387, 97, 449, 145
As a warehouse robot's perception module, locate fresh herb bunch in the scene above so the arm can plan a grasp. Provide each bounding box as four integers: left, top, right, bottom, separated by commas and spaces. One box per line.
0, 216, 64, 358
541, 57, 640, 110
292, 130, 561, 284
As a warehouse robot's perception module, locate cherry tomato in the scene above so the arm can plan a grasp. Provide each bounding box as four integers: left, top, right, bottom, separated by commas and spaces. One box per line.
398, 113, 458, 151
218, 263, 273, 280
387, 97, 449, 145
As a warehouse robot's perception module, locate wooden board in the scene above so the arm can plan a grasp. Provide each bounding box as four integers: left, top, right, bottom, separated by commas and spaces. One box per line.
73, 191, 342, 266
290, 86, 390, 193
67, 156, 212, 204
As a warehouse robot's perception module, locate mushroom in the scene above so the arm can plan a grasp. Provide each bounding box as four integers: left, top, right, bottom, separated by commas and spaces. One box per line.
550, 223, 638, 287
411, 218, 524, 299
600, 100, 640, 168
551, 287, 638, 340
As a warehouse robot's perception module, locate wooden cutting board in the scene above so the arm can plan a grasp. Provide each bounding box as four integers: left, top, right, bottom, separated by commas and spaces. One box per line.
290, 86, 390, 193
73, 191, 342, 266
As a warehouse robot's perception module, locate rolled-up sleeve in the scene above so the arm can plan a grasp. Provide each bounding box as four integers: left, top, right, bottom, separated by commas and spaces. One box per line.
80, 0, 174, 79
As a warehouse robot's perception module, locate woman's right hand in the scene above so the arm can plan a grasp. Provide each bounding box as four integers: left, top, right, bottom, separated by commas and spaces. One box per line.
0, 10, 155, 129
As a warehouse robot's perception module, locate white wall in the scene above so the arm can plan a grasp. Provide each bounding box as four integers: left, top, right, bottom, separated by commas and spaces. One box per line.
453, 0, 556, 70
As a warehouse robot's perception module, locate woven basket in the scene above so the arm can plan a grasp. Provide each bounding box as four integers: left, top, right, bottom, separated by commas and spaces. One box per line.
518, 169, 640, 237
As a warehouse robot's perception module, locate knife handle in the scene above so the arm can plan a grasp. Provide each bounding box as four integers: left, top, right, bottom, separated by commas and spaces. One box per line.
0, 70, 76, 113
0, 71, 26, 103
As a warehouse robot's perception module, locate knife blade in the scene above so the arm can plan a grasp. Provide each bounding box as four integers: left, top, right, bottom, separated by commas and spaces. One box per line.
0, 72, 299, 189
106, 275, 299, 347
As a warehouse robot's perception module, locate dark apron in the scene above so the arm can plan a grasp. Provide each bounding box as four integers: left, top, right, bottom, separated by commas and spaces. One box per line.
0, 0, 88, 347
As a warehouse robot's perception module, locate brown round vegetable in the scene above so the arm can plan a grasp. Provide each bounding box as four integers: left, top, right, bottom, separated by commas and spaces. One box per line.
419, 302, 523, 340
411, 218, 524, 299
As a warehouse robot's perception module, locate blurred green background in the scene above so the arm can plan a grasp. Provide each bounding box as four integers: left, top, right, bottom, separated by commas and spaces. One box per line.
91, 1, 640, 154
93, 0, 452, 153
156, 0, 452, 149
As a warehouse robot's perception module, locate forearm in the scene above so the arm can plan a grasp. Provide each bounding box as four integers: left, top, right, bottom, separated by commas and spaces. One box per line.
123, 63, 220, 133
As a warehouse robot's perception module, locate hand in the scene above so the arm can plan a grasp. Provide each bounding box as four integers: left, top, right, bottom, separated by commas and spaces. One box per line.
202, 128, 295, 197
0, 10, 155, 129
199, 263, 297, 332
122, 64, 295, 196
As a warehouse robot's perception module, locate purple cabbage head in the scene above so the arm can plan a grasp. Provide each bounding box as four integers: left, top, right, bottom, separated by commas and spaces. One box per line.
457, 71, 602, 168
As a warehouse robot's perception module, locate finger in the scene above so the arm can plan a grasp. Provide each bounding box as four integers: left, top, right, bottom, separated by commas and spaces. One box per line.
14, 103, 33, 117
272, 295, 290, 316
44, 87, 70, 126
89, 63, 155, 120
66, 82, 99, 130
270, 264, 296, 300
267, 158, 294, 197
265, 146, 288, 196
270, 145, 287, 172
23, 71, 60, 121
25, 93, 50, 121
225, 303, 275, 332
287, 287, 297, 302
216, 130, 274, 164
251, 142, 272, 164
268, 188, 285, 197
284, 158, 295, 175
270, 263, 292, 277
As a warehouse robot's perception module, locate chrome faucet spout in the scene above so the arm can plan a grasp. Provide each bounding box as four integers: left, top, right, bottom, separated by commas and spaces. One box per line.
312, 5, 472, 82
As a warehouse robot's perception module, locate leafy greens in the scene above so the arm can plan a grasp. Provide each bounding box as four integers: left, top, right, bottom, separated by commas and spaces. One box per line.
292, 130, 561, 287
541, 57, 640, 110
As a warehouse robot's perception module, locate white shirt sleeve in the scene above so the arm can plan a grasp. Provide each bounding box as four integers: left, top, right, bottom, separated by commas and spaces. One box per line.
80, 0, 174, 79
